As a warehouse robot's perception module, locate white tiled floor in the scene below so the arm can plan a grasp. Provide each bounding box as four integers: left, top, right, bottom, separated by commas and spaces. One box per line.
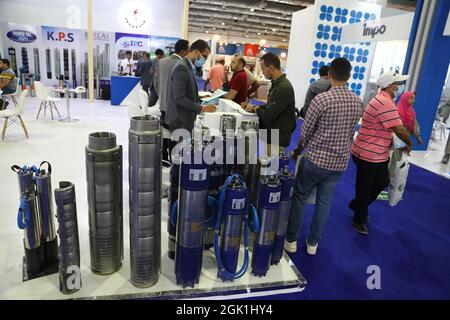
409, 123, 450, 180
0, 97, 302, 300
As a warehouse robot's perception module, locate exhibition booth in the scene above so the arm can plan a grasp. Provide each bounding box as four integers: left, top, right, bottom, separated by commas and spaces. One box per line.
287, 0, 413, 108
0, 0, 306, 300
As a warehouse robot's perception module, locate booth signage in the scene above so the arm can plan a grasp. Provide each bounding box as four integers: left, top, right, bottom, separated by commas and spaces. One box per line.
341, 13, 414, 43
7, 30, 37, 43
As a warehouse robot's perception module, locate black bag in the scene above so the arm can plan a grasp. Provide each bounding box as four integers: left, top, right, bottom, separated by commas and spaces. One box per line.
101, 84, 111, 100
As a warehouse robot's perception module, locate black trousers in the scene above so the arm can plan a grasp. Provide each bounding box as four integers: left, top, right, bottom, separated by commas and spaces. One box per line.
350, 155, 390, 223
160, 111, 171, 163
148, 86, 158, 107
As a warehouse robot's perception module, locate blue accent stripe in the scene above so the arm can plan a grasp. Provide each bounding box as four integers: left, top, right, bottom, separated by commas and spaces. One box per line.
402, 0, 424, 75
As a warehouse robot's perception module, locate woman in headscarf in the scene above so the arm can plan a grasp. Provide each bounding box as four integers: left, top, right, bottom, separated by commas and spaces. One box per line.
398, 91, 422, 144
389, 91, 422, 177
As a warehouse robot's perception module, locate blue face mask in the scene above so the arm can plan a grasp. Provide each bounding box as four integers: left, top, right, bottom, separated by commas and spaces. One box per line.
395, 84, 405, 100
195, 56, 205, 67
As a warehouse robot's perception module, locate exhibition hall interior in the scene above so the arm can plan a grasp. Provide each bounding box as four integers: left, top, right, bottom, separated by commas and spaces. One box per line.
0, 0, 449, 301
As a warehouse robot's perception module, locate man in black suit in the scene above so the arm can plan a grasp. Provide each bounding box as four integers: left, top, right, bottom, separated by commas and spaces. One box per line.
165, 40, 216, 133
135, 52, 152, 94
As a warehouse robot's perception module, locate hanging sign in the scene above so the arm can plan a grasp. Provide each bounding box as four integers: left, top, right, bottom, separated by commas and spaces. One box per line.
341, 13, 414, 44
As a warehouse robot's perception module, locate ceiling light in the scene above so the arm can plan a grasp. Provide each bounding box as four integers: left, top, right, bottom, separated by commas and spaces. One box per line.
257, 32, 261, 35
282, 39, 286, 41
221, 22, 225, 26
272, 28, 276, 32
233, 16, 238, 20
250, 8, 255, 12
206, 30, 209, 33
213, 27, 216, 30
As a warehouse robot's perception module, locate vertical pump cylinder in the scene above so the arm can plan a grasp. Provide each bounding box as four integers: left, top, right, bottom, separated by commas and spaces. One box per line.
218, 178, 247, 281
168, 153, 180, 260
54, 181, 81, 294
251, 176, 281, 277
271, 170, 295, 265
85, 132, 123, 275
129, 116, 162, 288
175, 144, 210, 288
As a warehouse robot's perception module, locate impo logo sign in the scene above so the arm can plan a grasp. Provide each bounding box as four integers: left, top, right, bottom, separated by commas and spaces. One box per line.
363, 23, 387, 38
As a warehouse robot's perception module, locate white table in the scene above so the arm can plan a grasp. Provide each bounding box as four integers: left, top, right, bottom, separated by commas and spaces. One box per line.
52, 88, 86, 123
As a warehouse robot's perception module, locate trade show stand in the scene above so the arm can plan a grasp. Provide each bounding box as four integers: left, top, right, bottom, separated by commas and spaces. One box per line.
111, 75, 141, 106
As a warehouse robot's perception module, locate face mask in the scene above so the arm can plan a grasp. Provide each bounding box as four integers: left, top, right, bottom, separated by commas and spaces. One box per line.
195, 56, 205, 67
394, 84, 405, 100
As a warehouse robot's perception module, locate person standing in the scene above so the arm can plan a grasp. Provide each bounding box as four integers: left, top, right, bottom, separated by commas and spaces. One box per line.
350, 72, 412, 235
245, 67, 261, 98
165, 39, 216, 138
154, 39, 190, 165
389, 91, 422, 177
284, 58, 362, 255
0, 59, 18, 110
300, 65, 331, 118
135, 52, 152, 95
119, 50, 136, 76
147, 48, 165, 107
223, 55, 248, 105
243, 52, 296, 156
203, 57, 226, 92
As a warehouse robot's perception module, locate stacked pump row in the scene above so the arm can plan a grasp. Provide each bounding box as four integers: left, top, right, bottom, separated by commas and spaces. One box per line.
12, 162, 81, 294
169, 131, 297, 287
12, 162, 58, 279
12, 119, 298, 292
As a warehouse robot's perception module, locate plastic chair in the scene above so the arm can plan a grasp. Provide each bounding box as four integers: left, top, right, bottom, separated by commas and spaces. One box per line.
1, 85, 20, 109
1, 90, 29, 140
138, 89, 149, 115
125, 100, 144, 119
35, 81, 62, 120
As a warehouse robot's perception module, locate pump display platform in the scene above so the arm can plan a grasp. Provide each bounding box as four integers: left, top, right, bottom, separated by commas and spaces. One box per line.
1, 207, 305, 300
0, 98, 305, 300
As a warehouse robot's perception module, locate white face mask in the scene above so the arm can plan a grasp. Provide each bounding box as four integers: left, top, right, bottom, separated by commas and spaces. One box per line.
395, 84, 405, 100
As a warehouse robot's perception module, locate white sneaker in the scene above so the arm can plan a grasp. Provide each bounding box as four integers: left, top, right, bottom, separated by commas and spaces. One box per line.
284, 240, 297, 253
305, 240, 318, 256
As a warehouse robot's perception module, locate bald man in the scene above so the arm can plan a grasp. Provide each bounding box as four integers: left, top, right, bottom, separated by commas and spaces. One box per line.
223, 55, 248, 104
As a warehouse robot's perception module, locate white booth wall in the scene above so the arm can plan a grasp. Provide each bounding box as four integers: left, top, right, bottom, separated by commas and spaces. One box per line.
287, 0, 383, 108
0, 0, 184, 38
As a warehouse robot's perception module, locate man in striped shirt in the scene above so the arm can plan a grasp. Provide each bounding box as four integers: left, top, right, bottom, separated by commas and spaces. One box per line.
284, 58, 363, 255
350, 72, 412, 235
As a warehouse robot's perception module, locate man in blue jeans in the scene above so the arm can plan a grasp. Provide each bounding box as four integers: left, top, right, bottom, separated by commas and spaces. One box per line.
285, 58, 363, 255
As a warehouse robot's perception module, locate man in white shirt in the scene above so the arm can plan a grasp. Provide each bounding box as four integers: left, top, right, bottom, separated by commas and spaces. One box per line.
119, 50, 136, 76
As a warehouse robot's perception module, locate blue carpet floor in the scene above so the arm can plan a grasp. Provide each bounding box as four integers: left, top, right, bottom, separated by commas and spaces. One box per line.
249, 119, 450, 300
194, 82, 450, 299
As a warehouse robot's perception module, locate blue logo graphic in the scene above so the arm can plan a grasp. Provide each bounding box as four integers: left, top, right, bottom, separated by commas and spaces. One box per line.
317, 24, 331, 40
364, 13, 377, 21
332, 26, 343, 41
314, 43, 328, 58
329, 45, 342, 59
335, 8, 348, 24
351, 83, 363, 96
7, 30, 37, 43
353, 66, 366, 80
320, 5, 334, 22
310, 78, 318, 84
356, 49, 369, 63
344, 47, 356, 61
360, 42, 372, 47
311, 60, 327, 75
350, 10, 363, 24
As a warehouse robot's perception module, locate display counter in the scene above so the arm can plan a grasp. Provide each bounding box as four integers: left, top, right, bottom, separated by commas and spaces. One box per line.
111, 75, 141, 106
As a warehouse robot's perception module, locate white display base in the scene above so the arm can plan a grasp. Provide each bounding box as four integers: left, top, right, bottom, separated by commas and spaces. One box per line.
0, 203, 305, 300
0, 98, 305, 300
